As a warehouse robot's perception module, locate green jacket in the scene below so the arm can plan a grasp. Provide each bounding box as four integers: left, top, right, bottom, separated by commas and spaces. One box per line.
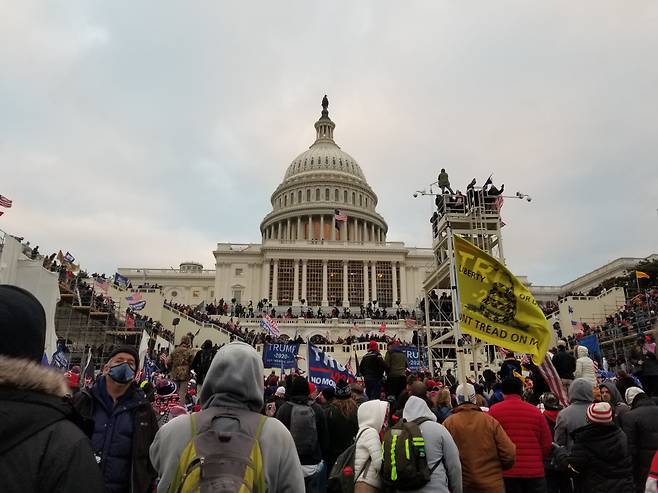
384, 348, 408, 377
438, 171, 450, 187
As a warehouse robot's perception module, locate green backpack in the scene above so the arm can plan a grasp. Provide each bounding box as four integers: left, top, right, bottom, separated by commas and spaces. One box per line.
168, 407, 267, 493
380, 417, 443, 491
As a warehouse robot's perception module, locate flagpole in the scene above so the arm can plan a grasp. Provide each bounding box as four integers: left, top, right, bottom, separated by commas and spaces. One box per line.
446, 225, 467, 387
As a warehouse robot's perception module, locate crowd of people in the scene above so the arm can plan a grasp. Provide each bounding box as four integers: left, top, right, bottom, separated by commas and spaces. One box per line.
4, 283, 658, 493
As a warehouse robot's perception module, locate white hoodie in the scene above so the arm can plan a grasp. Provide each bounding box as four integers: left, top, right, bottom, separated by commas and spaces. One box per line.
574, 345, 597, 383
401, 396, 463, 493
354, 400, 389, 489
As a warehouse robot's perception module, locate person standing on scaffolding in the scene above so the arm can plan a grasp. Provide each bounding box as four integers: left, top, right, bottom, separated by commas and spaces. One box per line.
438, 168, 454, 194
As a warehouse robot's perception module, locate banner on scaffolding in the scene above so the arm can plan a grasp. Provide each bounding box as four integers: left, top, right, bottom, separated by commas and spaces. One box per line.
307, 343, 356, 391
453, 235, 551, 364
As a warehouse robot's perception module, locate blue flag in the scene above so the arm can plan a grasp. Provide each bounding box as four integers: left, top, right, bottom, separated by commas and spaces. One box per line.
308, 343, 355, 391
114, 272, 129, 287
263, 342, 300, 370
398, 345, 429, 372
578, 334, 601, 361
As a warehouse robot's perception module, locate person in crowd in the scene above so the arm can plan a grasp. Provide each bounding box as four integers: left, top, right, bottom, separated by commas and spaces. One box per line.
351, 382, 368, 406
275, 375, 329, 492
639, 352, 658, 397
266, 370, 279, 388
190, 339, 215, 386
629, 337, 646, 374
384, 339, 408, 400
554, 378, 594, 450
0, 285, 104, 493
354, 399, 390, 492
72, 346, 159, 493
150, 342, 304, 492
574, 345, 597, 383
358, 340, 387, 401
617, 369, 640, 397
400, 396, 463, 493
325, 379, 359, 472
623, 387, 658, 492
169, 335, 194, 404
646, 450, 658, 493
500, 352, 522, 381
443, 369, 456, 387
489, 378, 552, 493
430, 387, 453, 423
438, 168, 454, 195
539, 393, 570, 493
555, 402, 634, 493
443, 383, 516, 493
552, 340, 576, 392
600, 380, 631, 425
265, 385, 287, 417
318, 387, 335, 408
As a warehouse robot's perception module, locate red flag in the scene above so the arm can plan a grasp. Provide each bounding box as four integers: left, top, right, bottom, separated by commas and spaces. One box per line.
379, 322, 386, 333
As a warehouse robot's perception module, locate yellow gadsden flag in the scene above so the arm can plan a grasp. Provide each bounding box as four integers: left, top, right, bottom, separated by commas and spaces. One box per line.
636, 271, 650, 280
453, 235, 550, 364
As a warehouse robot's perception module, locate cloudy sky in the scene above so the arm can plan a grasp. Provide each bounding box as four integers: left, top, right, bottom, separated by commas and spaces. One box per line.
2, 2, 657, 286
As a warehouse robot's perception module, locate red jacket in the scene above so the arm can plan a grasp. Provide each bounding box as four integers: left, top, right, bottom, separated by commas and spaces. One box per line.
489, 394, 552, 478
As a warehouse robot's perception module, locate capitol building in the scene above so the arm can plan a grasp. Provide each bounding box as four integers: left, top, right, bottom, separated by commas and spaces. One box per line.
119, 98, 435, 310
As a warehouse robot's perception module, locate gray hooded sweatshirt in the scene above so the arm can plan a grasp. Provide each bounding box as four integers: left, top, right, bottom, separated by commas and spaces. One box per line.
401, 396, 463, 493
149, 342, 304, 492
554, 378, 594, 450
599, 380, 630, 425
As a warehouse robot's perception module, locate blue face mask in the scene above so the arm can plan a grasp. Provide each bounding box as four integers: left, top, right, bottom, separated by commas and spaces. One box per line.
108, 362, 135, 384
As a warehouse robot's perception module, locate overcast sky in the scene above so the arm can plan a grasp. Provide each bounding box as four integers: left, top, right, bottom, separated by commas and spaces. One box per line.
2, 2, 657, 286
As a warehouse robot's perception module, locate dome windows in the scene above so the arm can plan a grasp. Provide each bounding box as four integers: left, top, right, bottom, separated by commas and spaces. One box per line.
307, 189, 311, 202
325, 188, 329, 201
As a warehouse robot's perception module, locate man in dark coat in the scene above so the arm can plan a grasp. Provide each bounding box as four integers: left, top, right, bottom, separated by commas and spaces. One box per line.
622, 387, 658, 492
358, 340, 387, 400
552, 340, 576, 391
190, 338, 216, 386
556, 402, 634, 493
73, 346, 159, 493
0, 284, 103, 493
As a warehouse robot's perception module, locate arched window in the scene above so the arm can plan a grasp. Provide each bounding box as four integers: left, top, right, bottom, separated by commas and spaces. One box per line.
365, 197, 369, 207
284, 195, 287, 206
335, 189, 339, 201
352, 192, 356, 204
344, 190, 348, 202
307, 189, 311, 202
298, 190, 302, 203
325, 188, 329, 201
278, 198, 281, 208
315, 188, 320, 201
359, 195, 363, 206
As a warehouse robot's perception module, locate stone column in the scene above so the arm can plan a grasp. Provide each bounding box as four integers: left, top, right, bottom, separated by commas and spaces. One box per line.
292, 259, 300, 305
277, 222, 282, 240
371, 261, 377, 302
399, 262, 407, 305
363, 261, 369, 303
321, 260, 328, 306
343, 220, 348, 242
308, 215, 313, 240
301, 259, 308, 303
331, 215, 336, 241
286, 218, 291, 241
320, 215, 324, 241
342, 260, 349, 307
261, 261, 270, 300
363, 221, 368, 242
391, 261, 398, 305
272, 260, 279, 305
297, 217, 301, 241
371, 224, 375, 243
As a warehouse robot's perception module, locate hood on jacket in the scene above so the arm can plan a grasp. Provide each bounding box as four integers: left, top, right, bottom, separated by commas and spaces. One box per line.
199, 342, 264, 412
577, 346, 589, 358
358, 399, 389, 432
569, 378, 594, 403
0, 355, 68, 397
403, 395, 437, 422
599, 380, 624, 407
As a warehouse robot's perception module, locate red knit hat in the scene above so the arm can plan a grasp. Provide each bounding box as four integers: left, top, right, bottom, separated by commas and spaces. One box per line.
586, 402, 613, 424
368, 340, 378, 351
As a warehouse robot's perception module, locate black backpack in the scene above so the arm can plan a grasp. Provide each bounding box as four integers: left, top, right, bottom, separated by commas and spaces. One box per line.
289, 402, 318, 459
380, 417, 443, 491
328, 429, 369, 493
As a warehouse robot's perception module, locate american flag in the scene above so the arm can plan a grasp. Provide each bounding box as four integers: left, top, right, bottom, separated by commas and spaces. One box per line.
126, 292, 143, 303
571, 320, 584, 333
494, 196, 504, 212
260, 314, 280, 337
405, 319, 417, 328
0, 195, 12, 208
334, 209, 347, 222
345, 356, 354, 375
94, 277, 109, 294
379, 322, 386, 333
536, 352, 570, 407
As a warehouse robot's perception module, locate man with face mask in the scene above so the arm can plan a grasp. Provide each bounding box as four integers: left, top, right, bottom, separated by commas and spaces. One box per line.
72, 346, 159, 493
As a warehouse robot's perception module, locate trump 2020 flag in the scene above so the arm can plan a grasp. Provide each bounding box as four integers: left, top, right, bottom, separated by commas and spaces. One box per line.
308, 343, 355, 390
453, 235, 551, 364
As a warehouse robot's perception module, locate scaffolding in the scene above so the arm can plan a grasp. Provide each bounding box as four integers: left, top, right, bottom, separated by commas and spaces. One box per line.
422, 187, 506, 381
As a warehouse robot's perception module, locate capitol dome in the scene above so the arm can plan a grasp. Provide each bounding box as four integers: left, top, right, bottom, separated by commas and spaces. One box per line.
260, 97, 388, 243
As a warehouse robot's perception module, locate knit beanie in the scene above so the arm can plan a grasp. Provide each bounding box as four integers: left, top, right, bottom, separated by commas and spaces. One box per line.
368, 340, 378, 351
289, 375, 310, 397
0, 285, 47, 362
335, 379, 352, 399
106, 345, 139, 365
456, 383, 477, 404
625, 386, 645, 406
275, 386, 286, 397
586, 402, 613, 424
